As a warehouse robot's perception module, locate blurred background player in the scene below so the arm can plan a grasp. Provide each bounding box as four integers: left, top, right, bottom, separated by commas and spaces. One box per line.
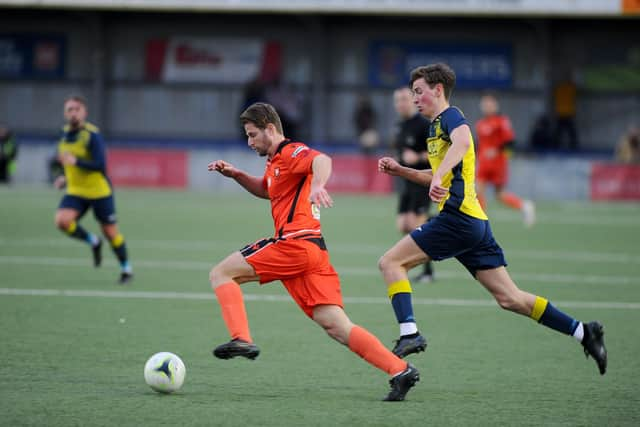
207, 103, 418, 401
377, 64, 606, 376
553, 74, 579, 150
0, 124, 18, 184
391, 87, 434, 283
54, 95, 133, 284
475, 93, 536, 227
615, 126, 640, 164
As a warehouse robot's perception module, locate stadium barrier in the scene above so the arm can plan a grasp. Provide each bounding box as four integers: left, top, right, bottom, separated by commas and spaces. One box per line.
107, 149, 188, 189
15, 144, 639, 200
591, 163, 640, 201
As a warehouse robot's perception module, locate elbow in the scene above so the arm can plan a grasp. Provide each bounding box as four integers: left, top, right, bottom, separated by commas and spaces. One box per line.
314, 154, 332, 173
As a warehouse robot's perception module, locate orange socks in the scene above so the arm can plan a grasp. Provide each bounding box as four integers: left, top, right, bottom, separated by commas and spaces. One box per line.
348, 325, 407, 376
214, 281, 252, 343
499, 192, 523, 210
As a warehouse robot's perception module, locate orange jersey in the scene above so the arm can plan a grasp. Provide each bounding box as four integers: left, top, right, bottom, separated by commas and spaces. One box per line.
263, 140, 322, 238
475, 115, 514, 164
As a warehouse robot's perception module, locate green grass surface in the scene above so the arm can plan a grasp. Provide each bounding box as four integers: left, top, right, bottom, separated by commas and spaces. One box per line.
1, 187, 640, 426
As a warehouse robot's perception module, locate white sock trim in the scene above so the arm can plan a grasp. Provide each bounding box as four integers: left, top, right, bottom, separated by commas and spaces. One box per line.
87, 234, 100, 246
572, 322, 584, 342
400, 322, 418, 336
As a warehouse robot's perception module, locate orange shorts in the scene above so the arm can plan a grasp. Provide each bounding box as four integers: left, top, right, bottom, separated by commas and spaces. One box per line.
477, 159, 509, 186
240, 237, 343, 317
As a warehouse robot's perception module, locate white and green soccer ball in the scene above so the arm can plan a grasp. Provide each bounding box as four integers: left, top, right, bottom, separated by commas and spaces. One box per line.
143, 352, 186, 393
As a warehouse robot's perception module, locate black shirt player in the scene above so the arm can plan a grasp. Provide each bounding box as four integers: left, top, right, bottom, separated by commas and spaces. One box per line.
391, 87, 434, 283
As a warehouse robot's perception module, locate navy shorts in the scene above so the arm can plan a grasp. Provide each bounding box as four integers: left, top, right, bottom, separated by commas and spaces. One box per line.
58, 194, 117, 224
410, 208, 507, 277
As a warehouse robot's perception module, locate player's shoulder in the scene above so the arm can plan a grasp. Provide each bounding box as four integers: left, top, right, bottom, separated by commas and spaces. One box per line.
278, 140, 316, 159
497, 114, 513, 126
443, 106, 466, 120
83, 122, 101, 134
440, 106, 469, 133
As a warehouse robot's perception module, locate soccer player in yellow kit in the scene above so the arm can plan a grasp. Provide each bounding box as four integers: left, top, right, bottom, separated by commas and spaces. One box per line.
54, 95, 133, 284
377, 64, 607, 376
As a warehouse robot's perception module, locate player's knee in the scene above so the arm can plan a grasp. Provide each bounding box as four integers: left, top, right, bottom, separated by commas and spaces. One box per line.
54, 214, 70, 230
209, 265, 227, 289
377, 254, 391, 273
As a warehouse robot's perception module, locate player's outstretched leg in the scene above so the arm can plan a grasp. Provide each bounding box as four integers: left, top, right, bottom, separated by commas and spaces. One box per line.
210, 253, 261, 361
101, 222, 133, 284
313, 305, 419, 401
496, 189, 536, 227
386, 279, 427, 357
56, 215, 102, 266
477, 267, 607, 375
211, 280, 259, 360
378, 237, 429, 358
531, 297, 607, 374
108, 233, 133, 284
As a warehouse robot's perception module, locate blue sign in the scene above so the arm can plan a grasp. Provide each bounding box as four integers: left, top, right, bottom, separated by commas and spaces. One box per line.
369, 42, 512, 89
0, 34, 66, 79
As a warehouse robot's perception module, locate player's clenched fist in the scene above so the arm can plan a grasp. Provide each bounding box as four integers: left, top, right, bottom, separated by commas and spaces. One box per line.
208, 160, 237, 178
378, 156, 401, 175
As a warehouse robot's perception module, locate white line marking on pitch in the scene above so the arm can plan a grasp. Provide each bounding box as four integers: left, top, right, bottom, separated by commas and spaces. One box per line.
1, 287, 639, 310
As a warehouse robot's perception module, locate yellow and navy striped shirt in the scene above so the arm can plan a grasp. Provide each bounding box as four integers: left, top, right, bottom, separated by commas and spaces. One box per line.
427, 107, 487, 220
58, 122, 112, 199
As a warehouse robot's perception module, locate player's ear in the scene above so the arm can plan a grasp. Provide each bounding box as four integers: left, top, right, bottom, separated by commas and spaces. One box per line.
265, 123, 277, 136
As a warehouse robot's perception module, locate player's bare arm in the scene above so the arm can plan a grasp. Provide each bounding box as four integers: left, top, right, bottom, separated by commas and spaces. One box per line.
53, 175, 66, 189
309, 154, 333, 208
378, 156, 432, 187
429, 124, 472, 202
208, 159, 269, 199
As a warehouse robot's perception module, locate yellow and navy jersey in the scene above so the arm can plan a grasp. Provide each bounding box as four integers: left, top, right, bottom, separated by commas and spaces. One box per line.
57, 122, 112, 199
427, 107, 487, 220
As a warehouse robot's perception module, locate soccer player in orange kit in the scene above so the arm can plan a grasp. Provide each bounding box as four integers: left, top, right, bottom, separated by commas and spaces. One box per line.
207, 102, 419, 401
475, 93, 535, 227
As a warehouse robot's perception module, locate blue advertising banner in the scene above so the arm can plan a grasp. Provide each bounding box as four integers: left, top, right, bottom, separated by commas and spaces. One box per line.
0, 34, 66, 79
369, 42, 512, 89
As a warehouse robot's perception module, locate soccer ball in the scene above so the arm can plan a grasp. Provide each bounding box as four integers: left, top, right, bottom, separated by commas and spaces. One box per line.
143, 352, 186, 393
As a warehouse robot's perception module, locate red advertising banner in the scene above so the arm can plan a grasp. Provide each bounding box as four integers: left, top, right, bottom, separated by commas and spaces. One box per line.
144, 37, 281, 84
327, 155, 392, 194
591, 163, 640, 200
107, 149, 187, 189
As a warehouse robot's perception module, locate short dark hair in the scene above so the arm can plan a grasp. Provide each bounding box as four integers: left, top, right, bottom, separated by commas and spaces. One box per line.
481, 91, 498, 100
64, 94, 88, 107
410, 63, 456, 100
240, 102, 283, 134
